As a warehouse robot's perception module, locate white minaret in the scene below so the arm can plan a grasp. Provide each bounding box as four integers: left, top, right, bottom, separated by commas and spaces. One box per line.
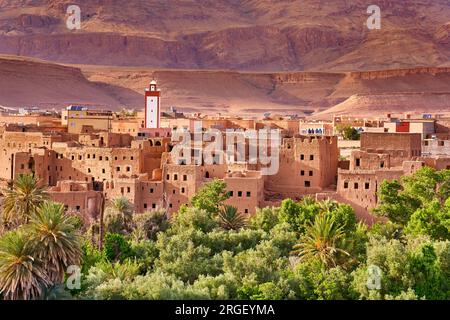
145, 79, 161, 128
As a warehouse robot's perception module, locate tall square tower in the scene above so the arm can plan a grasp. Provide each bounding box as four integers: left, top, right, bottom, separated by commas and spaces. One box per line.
145, 80, 161, 128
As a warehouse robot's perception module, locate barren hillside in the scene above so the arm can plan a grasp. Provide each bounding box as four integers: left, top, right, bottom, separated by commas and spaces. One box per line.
0, 0, 449, 71
1, 55, 449, 118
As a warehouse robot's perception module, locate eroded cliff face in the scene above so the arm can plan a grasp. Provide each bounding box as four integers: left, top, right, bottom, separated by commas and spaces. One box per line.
1, 54, 448, 118
347, 67, 450, 80
0, 0, 449, 71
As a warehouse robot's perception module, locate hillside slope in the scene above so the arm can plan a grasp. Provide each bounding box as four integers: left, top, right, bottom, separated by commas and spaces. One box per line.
0, 0, 448, 71
1, 56, 449, 117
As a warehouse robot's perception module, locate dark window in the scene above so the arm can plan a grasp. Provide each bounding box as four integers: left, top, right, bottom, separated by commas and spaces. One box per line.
309, 170, 313, 176
238, 191, 243, 197
356, 158, 361, 167
228, 191, 234, 197
183, 175, 187, 181
152, 203, 156, 209
76, 205, 80, 211
20, 164, 25, 169
354, 183, 359, 189
245, 209, 249, 214
309, 155, 314, 161
181, 187, 185, 193
127, 187, 131, 193
126, 166, 131, 172
246, 191, 251, 197
174, 174, 178, 180
365, 182, 370, 190
116, 167, 120, 172
380, 161, 385, 168
144, 203, 147, 209
300, 170, 305, 176
99, 156, 102, 161
166, 174, 170, 180
300, 154, 305, 160
150, 188, 154, 193
344, 182, 349, 189
305, 181, 311, 187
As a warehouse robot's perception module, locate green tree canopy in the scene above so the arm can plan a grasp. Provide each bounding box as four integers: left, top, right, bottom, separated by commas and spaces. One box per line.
190, 179, 230, 214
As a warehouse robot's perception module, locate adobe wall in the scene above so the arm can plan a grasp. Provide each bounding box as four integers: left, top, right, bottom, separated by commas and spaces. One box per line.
337, 168, 404, 210
360, 132, 422, 158
111, 119, 142, 136
349, 150, 391, 171
423, 139, 450, 156
224, 172, 264, 215
265, 136, 338, 197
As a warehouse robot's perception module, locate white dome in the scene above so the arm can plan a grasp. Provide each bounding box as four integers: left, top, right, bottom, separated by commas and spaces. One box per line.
150, 80, 157, 85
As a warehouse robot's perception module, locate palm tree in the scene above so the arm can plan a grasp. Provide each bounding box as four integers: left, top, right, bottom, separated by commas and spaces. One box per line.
103, 197, 134, 236
300, 195, 316, 206
319, 198, 339, 214
2, 174, 48, 228
26, 201, 82, 283
217, 205, 247, 231
291, 214, 350, 267
0, 230, 51, 300
132, 210, 169, 241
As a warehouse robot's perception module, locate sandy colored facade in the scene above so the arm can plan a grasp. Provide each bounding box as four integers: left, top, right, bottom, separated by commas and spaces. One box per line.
62, 106, 113, 134
0, 111, 340, 221
336, 131, 450, 212
1, 103, 449, 225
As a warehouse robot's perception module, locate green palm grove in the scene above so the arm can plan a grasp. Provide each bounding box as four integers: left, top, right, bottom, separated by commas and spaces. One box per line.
1, 168, 450, 300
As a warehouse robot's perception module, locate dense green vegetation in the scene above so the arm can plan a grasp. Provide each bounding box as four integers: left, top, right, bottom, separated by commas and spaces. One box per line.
0, 168, 449, 300
335, 124, 361, 141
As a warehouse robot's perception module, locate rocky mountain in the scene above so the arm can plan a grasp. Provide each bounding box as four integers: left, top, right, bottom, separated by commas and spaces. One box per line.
0, 0, 449, 71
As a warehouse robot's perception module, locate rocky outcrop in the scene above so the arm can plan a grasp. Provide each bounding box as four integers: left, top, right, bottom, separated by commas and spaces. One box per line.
348, 67, 450, 80
0, 0, 449, 70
